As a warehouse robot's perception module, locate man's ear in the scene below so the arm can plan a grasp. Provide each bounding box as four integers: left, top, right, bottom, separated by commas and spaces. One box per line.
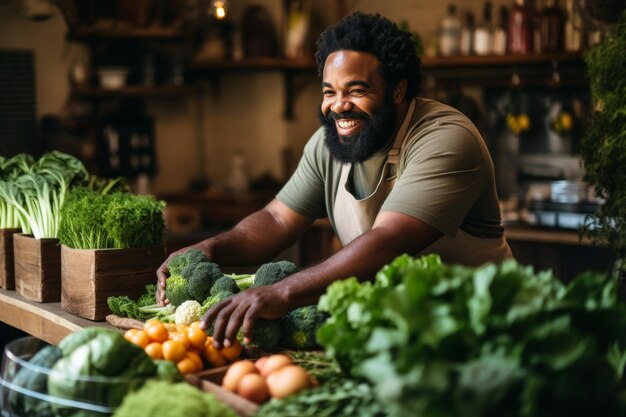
393, 80, 408, 104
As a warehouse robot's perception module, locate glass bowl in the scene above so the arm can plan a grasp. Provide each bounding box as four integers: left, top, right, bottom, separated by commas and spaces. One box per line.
0, 336, 153, 417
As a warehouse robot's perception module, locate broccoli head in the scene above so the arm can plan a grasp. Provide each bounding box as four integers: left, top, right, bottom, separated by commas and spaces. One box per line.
184, 261, 223, 302
279, 305, 329, 350
251, 260, 298, 288
200, 290, 234, 316
244, 319, 283, 352
165, 274, 193, 307
210, 276, 239, 296
167, 248, 210, 276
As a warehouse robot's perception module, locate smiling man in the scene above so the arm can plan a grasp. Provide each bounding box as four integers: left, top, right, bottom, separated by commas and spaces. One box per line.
156, 12, 512, 349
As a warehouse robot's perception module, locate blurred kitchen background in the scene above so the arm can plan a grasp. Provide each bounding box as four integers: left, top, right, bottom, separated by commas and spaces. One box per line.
0, 0, 621, 279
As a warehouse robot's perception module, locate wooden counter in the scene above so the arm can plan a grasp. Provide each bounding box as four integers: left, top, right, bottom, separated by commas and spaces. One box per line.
0, 288, 112, 345
504, 224, 594, 246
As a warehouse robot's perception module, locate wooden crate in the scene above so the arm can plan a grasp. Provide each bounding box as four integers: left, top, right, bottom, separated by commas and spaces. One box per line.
14, 234, 61, 302
61, 244, 165, 321
186, 367, 259, 417
0, 228, 20, 290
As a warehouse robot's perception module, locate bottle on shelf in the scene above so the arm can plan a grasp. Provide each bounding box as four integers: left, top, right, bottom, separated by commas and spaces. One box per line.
439, 3, 462, 57
493, 5, 509, 55
507, 0, 535, 54
460, 11, 475, 55
539, 0, 566, 53
473, 1, 494, 55
564, 0, 582, 51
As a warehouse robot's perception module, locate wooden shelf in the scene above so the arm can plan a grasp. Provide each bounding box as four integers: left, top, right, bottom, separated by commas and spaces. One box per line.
66, 25, 188, 42
189, 56, 318, 119
422, 52, 585, 68
189, 57, 317, 72
71, 84, 195, 98
421, 52, 587, 88
0, 289, 113, 345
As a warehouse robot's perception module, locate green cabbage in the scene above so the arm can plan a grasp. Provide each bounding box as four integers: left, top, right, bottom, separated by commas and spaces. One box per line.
47, 327, 157, 417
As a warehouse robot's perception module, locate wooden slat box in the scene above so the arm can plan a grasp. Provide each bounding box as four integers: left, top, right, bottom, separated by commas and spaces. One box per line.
61, 244, 165, 321
186, 367, 259, 417
14, 234, 61, 302
0, 228, 20, 290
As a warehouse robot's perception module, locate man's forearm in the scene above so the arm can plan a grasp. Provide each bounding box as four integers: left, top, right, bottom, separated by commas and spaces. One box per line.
273, 226, 411, 309
273, 211, 443, 310
202, 207, 299, 266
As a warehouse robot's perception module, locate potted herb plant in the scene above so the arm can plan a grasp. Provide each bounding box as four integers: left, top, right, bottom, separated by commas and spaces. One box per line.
0, 154, 34, 289
58, 186, 166, 320
2, 151, 88, 302
576, 10, 626, 278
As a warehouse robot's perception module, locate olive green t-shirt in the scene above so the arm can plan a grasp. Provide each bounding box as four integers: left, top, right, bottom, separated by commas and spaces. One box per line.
277, 98, 504, 238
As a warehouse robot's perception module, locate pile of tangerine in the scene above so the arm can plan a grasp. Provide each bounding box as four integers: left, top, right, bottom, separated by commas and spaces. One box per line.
124, 318, 242, 374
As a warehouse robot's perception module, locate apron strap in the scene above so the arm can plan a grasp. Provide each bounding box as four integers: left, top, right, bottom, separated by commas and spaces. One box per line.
385, 98, 416, 165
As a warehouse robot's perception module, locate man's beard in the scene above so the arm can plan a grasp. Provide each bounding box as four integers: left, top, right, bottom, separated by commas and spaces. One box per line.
319, 95, 397, 164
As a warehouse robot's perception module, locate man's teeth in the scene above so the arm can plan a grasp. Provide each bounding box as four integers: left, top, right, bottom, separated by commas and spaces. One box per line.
337, 119, 359, 128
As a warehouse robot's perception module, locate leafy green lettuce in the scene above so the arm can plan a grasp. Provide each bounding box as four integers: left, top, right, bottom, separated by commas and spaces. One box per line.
317, 254, 626, 417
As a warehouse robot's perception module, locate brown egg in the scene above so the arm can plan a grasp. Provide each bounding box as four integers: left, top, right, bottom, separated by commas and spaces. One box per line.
254, 356, 269, 373
266, 365, 311, 399
236, 373, 270, 404
222, 360, 258, 392
258, 354, 292, 377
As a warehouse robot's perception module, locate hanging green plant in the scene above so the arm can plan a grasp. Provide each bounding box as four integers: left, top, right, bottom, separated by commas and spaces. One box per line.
576, 10, 626, 275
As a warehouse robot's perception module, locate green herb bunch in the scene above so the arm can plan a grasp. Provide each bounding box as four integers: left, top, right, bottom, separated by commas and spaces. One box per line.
317, 254, 626, 417
577, 10, 626, 274
58, 187, 165, 249
0, 153, 35, 230
0, 151, 88, 238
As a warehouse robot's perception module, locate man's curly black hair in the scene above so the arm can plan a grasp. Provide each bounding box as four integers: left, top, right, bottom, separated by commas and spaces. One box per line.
315, 12, 421, 100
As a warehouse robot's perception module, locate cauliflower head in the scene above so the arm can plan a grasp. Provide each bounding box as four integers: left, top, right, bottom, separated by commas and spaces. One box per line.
174, 300, 202, 326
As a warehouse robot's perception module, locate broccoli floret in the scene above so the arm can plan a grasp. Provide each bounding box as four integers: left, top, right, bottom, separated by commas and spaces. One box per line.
165, 275, 193, 307
184, 261, 223, 302
279, 305, 329, 350
245, 319, 283, 352
167, 248, 210, 276
200, 290, 234, 316
251, 260, 298, 288
210, 276, 240, 296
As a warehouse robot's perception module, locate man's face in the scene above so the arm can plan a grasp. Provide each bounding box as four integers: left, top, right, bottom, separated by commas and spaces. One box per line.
320, 50, 397, 164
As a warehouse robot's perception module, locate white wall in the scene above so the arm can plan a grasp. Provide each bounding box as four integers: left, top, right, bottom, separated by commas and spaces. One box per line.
0, 0, 512, 194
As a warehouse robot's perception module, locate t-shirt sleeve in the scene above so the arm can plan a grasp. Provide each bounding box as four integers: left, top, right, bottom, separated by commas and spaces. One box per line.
381, 124, 486, 237
276, 128, 328, 219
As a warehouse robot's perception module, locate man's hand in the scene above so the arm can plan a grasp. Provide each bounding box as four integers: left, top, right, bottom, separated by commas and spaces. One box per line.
155, 253, 174, 307
155, 245, 209, 306
199, 285, 290, 349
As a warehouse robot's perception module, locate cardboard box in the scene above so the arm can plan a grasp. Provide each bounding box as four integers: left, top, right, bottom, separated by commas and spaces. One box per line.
0, 228, 20, 290
14, 233, 61, 302
61, 244, 165, 321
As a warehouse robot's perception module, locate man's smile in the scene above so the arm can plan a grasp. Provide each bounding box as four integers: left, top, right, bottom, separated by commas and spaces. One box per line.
336, 118, 362, 136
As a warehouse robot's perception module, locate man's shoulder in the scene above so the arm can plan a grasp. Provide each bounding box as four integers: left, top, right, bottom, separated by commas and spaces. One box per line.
412, 98, 473, 126
405, 98, 483, 145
